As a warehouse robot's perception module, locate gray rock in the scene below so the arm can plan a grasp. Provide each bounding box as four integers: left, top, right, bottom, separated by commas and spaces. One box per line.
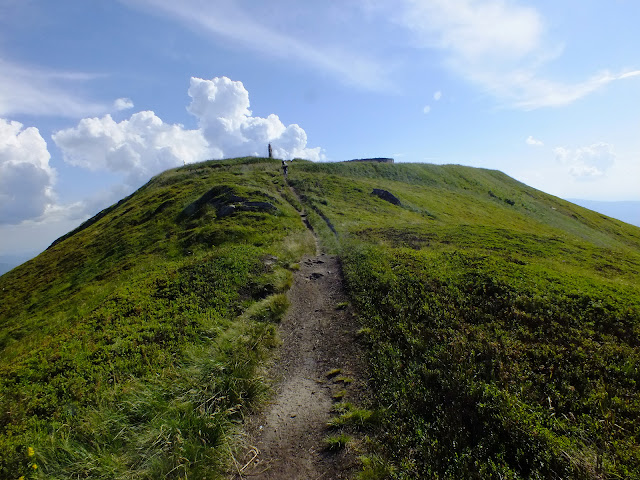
371, 188, 401, 206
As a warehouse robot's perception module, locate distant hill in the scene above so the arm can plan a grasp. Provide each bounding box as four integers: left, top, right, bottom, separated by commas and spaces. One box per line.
1, 158, 639, 478
568, 199, 640, 227
0, 253, 38, 276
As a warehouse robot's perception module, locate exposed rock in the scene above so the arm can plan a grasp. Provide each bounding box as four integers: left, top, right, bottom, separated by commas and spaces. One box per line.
242, 201, 277, 213
178, 185, 276, 221
216, 205, 236, 218
371, 188, 401, 206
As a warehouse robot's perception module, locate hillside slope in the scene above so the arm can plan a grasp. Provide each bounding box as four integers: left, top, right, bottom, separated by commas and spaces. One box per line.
0, 158, 316, 478
288, 161, 640, 479
1, 158, 639, 479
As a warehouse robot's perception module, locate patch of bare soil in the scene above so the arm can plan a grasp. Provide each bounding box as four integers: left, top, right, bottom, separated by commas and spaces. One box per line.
231, 252, 366, 479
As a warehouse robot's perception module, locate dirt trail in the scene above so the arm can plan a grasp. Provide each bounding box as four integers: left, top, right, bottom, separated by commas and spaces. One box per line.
232, 195, 365, 479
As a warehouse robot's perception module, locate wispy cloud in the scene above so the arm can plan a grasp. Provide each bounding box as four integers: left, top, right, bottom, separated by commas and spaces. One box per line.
0, 58, 107, 117
389, 0, 640, 109
504, 69, 640, 110
526, 135, 543, 146
123, 0, 392, 92
555, 142, 616, 179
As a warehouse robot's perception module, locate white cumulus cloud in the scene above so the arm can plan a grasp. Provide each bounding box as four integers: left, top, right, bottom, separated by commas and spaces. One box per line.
0, 118, 55, 224
114, 97, 134, 111
53, 76, 323, 187
52, 111, 210, 185
554, 142, 616, 179
526, 135, 543, 146
187, 76, 323, 161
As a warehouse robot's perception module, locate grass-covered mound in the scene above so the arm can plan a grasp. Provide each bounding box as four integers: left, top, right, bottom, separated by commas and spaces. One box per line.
0, 158, 315, 479
288, 161, 640, 479
3, 157, 639, 479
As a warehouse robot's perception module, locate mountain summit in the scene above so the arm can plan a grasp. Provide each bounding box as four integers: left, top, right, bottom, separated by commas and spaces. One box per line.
2, 157, 639, 478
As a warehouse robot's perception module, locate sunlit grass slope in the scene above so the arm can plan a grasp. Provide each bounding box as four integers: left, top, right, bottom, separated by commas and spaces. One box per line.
0, 158, 315, 479
289, 161, 640, 479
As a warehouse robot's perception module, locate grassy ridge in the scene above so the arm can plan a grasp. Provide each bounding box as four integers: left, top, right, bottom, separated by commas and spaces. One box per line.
289, 161, 640, 478
3, 157, 639, 479
0, 158, 315, 479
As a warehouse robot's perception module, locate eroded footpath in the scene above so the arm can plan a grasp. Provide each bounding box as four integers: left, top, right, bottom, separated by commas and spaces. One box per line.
231, 254, 366, 479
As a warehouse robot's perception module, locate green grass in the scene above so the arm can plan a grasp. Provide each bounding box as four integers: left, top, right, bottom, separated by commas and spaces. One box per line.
288, 160, 640, 479
324, 433, 352, 452
3, 157, 640, 479
328, 403, 381, 429
0, 158, 314, 479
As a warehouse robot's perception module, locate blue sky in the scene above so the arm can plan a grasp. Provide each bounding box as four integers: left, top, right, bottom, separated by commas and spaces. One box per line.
1, 0, 640, 257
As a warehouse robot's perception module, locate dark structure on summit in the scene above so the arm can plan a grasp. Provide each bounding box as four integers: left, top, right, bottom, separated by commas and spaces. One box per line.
344, 157, 394, 164
268, 143, 273, 158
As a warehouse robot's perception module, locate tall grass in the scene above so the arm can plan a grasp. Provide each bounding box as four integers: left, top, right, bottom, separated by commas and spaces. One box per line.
0, 158, 314, 479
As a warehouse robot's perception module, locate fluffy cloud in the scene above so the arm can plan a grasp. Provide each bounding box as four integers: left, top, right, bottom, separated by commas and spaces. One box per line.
53, 111, 210, 185
187, 77, 323, 161
53, 76, 323, 186
114, 97, 134, 111
554, 143, 616, 179
526, 135, 543, 146
0, 118, 55, 224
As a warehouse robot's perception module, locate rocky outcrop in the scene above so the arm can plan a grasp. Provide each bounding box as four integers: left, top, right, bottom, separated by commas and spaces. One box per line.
371, 188, 401, 206
179, 185, 276, 221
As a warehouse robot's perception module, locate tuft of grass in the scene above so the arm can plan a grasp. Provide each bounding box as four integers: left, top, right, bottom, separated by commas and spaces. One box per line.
332, 389, 347, 401
335, 301, 349, 310
332, 401, 355, 414
356, 455, 396, 480
335, 376, 353, 384
243, 293, 290, 323
328, 405, 380, 429
324, 433, 352, 452
325, 368, 342, 378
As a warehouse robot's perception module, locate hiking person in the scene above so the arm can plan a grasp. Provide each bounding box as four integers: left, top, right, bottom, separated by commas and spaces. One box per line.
282, 160, 288, 177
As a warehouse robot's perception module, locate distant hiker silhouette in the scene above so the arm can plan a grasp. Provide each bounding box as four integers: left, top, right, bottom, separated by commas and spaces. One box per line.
282, 160, 288, 177
268, 143, 273, 158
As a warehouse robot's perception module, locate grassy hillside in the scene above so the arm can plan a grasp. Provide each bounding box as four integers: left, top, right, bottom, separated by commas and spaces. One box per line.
288, 161, 640, 479
0, 158, 315, 479
2, 157, 639, 479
